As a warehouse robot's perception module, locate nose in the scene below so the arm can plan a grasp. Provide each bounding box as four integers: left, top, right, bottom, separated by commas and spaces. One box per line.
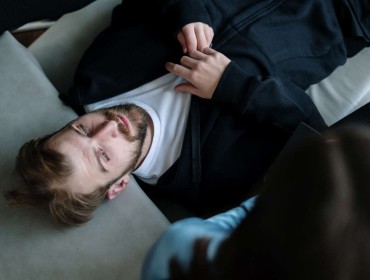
93, 120, 119, 139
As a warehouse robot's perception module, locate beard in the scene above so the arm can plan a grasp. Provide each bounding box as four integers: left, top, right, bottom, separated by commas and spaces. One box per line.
99, 103, 150, 173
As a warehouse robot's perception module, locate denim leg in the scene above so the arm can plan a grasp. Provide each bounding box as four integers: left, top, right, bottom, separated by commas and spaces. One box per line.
205, 196, 258, 231
141, 218, 228, 280
141, 196, 258, 280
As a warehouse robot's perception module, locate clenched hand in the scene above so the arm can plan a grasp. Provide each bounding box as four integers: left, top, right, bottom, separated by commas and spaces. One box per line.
166, 48, 231, 99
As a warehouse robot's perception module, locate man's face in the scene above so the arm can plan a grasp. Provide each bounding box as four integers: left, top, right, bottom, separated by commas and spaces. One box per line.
48, 104, 149, 195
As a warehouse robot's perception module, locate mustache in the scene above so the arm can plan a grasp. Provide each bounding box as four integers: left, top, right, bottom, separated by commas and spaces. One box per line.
103, 108, 148, 143
105, 110, 135, 142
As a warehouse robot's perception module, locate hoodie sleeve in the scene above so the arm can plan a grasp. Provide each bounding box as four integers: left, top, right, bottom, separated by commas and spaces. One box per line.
212, 61, 327, 131
157, 0, 212, 37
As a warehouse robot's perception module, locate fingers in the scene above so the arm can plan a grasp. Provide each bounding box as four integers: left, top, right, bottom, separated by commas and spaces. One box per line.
180, 55, 199, 69
165, 63, 202, 96
165, 49, 211, 79
205, 27, 214, 46
178, 29, 197, 54
202, 47, 217, 55
165, 62, 191, 80
174, 83, 200, 96
177, 32, 187, 54
178, 23, 214, 53
166, 47, 225, 100
188, 49, 208, 61
166, 50, 207, 79
194, 25, 208, 52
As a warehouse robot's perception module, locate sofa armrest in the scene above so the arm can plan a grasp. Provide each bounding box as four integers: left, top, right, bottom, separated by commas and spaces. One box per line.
29, 0, 121, 94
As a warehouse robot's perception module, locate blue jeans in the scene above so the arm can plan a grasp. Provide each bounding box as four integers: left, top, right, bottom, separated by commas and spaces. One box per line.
141, 196, 257, 280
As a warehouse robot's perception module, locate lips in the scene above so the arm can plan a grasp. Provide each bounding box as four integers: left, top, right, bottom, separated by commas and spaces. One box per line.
117, 114, 131, 132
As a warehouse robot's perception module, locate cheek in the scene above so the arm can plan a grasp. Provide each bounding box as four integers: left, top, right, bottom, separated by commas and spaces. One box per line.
112, 141, 136, 164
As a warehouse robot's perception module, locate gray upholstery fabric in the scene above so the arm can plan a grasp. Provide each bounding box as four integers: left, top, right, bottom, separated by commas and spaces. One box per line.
29, 0, 121, 94
0, 7, 169, 279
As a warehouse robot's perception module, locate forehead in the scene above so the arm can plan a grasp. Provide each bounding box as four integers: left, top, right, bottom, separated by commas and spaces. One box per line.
47, 112, 107, 193
57, 111, 105, 133
71, 110, 105, 124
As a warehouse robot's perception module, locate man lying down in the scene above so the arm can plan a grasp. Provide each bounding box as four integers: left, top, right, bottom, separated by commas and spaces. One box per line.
5, 0, 370, 226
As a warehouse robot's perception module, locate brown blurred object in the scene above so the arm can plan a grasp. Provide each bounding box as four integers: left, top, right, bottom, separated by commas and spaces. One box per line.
12, 28, 47, 47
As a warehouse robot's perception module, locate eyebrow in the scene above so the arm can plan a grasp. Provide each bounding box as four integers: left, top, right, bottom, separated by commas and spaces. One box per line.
69, 124, 109, 173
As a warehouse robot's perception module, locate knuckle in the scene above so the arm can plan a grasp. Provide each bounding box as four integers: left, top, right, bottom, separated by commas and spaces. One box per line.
213, 52, 221, 60
204, 55, 213, 63
189, 72, 198, 82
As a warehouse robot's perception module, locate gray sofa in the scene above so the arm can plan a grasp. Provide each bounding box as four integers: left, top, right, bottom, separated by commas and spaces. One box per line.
0, 0, 169, 279
1, 0, 370, 279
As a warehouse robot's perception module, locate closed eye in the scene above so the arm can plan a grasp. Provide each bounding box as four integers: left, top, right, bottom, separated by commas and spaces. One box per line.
78, 124, 89, 136
95, 148, 109, 173
99, 147, 110, 161
68, 123, 109, 173
69, 123, 89, 136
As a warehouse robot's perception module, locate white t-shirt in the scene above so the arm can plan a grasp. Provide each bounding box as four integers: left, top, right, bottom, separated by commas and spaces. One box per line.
84, 73, 192, 184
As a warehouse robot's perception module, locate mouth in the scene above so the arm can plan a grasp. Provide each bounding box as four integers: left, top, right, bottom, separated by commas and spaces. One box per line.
117, 114, 131, 133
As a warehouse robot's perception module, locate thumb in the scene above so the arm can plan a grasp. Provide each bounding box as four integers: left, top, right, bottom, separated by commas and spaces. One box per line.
175, 83, 200, 96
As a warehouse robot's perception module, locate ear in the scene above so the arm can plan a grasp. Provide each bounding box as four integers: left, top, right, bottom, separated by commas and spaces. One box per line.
107, 174, 130, 200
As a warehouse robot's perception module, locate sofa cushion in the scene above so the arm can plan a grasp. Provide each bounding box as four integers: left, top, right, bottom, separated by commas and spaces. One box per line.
0, 31, 169, 280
